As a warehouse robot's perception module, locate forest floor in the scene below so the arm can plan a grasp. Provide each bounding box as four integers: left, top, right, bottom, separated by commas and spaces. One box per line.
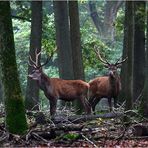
1, 109, 148, 147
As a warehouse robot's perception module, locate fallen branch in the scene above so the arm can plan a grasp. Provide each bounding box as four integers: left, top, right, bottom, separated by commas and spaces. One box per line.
53, 112, 123, 123
81, 134, 98, 148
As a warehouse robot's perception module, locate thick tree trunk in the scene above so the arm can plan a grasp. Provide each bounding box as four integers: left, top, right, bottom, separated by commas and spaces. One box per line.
69, 1, 84, 81
104, 1, 123, 41
0, 2, 27, 134
140, 7, 148, 117
88, 1, 103, 36
133, 1, 146, 101
69, 1, 85, 114
120, 1, 134, 110
123, 1, 134, 111
25, 1, 42, 110
53, 1, 74, 80
53, 1, 74, 107
0, 81, 3, 103
89, 1, 123, 41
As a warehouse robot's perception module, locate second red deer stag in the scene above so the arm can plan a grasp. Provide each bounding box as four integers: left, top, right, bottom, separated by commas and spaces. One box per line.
28, 49, 91, 117
89, 47, 127, 113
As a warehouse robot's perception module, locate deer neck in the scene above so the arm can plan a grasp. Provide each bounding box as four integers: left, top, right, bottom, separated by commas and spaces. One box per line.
38, 72, 50, 91
109, 73, 120, 89
109, 72, 121, 96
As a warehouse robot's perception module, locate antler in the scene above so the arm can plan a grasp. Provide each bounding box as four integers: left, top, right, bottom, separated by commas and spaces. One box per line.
29, 47, 57, 68
94, 46, 110, 66
115, 56, 128, 66
28, 48, 41, 68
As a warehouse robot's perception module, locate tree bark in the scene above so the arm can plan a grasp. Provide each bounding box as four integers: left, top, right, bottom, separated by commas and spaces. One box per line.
69, 1, 84, 81
139, 6, 148, 117
123, 1, 134, 111
133, 1, 146, 101
88, 1, 103, 35
0, 81, 3, 103
53, 1, 74, 80
25, 1, 42, 110
119, 1, 134, 110
69, 1, 85, 114
0, 2, 27, 134
89, 1, 123, 41
104, 1, 123, 41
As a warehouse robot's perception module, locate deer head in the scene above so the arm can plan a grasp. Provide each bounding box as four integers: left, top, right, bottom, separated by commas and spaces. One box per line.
94, 46, 127, 78
28, 49, 54, 81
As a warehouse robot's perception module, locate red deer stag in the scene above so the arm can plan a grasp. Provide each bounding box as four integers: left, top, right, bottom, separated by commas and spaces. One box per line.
28, 49, 91, 117
89, 47, 127, 113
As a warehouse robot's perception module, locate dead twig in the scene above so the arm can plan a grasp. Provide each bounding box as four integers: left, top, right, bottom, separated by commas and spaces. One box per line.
81, 134, 98, 148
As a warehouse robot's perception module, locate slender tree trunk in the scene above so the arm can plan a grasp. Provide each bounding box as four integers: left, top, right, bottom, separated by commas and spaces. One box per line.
133, 1, 146, 101
53, 1, 74, 80
25, 1, 42, 110
0, 2, 27, 134
139, 4, 148, 117
69, 1, 85, 114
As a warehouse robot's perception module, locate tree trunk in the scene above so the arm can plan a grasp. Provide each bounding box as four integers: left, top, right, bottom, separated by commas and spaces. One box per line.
0, 81, 3, 103
69, 1, 85, 114
53, 1, 74, 107
139, 5, 148, 117
120, 1, 134, 110
69, 1, 84, 81
89, 1, 123, 41
25, 1, 42, 110
104, 1, 123, 41
53, 1, 74, 80
133, 1, 146, 101
0, 2, 27, 134
88, 1, 103, 36
123, 1, 134, 111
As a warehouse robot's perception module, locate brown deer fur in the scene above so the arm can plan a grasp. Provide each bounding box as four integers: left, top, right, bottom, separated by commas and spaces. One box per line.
29, 68, 91, 117
89, 46, 127, 114
89, 73, 121, 113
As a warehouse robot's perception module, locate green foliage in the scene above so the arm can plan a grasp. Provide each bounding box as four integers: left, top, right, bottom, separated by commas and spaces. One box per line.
11, 1, 124, 109
13, 19, 30, 93
11, 1, 31, 20
42, 13, 56, 53
79, 1, 124, 81
63, 132, 80, 140
115, 8, 124, 41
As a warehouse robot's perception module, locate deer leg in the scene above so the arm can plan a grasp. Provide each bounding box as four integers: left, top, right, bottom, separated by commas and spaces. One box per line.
108, 98, 112, 112
80, 96, 91, 114
91, 97, 99, 115
49, 98, 57, 118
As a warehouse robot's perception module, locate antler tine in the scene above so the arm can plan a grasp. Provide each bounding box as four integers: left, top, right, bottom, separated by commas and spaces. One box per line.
115, 55, 122, 65
40, 47, 57, 67
29, 55, 36, 66
35, 48, 41, 67
28, 61, 37, 68
115, 56, 128, 66
94, 46, 110, 65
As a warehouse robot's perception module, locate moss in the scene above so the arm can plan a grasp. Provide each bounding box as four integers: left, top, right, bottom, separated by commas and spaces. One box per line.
0, 2, 28, 135
5, 99, 28, 134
